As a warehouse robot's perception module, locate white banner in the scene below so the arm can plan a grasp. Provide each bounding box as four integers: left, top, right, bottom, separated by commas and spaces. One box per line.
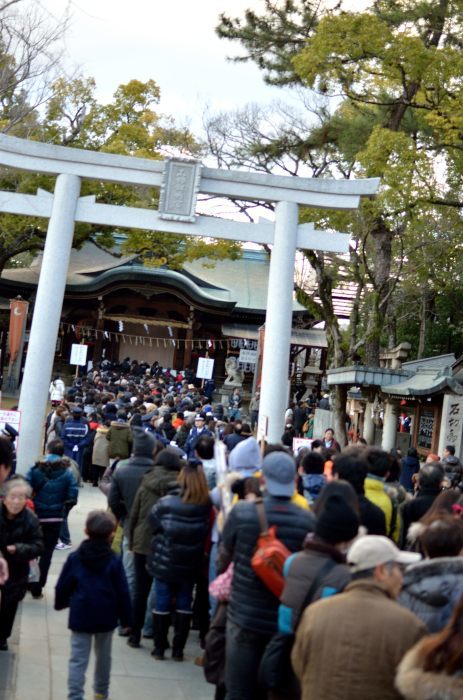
70, 344, 88, 366
292, 437, 313, 455
0, 408, 21, 448
196, 356, 214, 380
238, 348, 257, 365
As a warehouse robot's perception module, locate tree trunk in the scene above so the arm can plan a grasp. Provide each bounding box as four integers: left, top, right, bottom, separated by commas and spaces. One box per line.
386, 305, 397, 349
304, 250, 349, 445
417, 288, 427, 359
364, 218, 394, 366
348, 246, 364, 360
333, 384, 348, 447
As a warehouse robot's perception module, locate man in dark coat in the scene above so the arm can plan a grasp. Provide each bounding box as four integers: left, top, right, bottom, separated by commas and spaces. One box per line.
293, 402, 309, 437
61, 406, 92, 475
401, 463, 444, 542
108, 427, 155, 601
441, 444, 463, 487
107, 428, 155, 527
223, 421, 247, 453
332, 450, 387, 536
221, 450, 315, 700
184, 414, 213, 460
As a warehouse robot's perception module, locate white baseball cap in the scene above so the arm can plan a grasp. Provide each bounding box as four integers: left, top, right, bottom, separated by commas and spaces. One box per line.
347, 536, 421, 573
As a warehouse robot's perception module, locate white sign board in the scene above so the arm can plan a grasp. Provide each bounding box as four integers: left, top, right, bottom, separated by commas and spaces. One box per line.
70, 344, 88, 366
292, 437, 313, 455
0, 408, 21, 447
196, 356, 215, 380
257, 414, 268, 442
239, 348, 257, 365
438, 394, 463, 459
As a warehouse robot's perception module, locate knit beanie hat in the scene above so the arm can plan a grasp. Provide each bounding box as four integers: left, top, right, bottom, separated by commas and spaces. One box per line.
315, 494, 360, 545
228, 436, 262, 476
154, 447, 182, 471
132, 427, 155, 458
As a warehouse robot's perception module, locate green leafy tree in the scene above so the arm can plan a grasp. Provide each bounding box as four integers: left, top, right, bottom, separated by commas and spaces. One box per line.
216, 0, 463, 358
215, 0, 463, 442
292, 0, 463, 364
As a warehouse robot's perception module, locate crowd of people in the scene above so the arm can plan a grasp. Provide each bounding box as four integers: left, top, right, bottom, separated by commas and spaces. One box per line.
0, 360, 463, 700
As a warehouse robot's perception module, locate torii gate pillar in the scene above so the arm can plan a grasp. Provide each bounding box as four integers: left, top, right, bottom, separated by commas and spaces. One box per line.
258, 201, 299, 444
17, 174, 81, 467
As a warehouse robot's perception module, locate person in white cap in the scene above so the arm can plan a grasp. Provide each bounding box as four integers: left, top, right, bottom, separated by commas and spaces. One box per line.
292, 535, 427, 700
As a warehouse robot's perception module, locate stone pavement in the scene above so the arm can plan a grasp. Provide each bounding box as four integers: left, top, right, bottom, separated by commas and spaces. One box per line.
3, 484, 214, 700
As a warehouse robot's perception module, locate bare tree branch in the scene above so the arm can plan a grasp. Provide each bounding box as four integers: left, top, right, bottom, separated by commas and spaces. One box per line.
0, 0, 70, 131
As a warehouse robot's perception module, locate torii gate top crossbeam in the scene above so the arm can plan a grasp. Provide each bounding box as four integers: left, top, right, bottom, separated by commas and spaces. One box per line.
7, 131, 379, 473
0, 134, 379, 209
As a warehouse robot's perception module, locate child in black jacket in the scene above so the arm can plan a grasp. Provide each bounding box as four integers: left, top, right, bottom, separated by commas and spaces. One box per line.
55, 510, 132, 700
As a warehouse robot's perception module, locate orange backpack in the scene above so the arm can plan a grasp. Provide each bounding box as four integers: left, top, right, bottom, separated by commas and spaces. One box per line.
251, 500, 291, 598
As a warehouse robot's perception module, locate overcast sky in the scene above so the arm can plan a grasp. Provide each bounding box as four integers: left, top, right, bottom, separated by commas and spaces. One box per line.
38, 0, 368, 133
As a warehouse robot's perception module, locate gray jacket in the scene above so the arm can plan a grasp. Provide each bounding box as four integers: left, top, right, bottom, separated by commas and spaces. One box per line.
399, 557, 463, 632
107, 456, 154, 530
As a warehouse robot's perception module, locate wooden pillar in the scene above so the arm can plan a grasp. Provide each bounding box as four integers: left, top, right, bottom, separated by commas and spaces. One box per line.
184, 307, 194, 369
92, 298, 105, 364
184, 328, 193, 368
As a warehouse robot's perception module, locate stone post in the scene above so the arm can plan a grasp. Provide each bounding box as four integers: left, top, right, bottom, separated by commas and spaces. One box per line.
363, 400, 376, 446
381, 399, 399, 451
17, 174, 81, 472
258, 201, 299, 444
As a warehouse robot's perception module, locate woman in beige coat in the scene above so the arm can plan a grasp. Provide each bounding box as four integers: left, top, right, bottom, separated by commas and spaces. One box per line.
91, 422, 110, 487
396, 595, 463, 700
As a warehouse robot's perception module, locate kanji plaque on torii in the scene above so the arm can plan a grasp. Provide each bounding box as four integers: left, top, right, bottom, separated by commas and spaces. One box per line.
0, 134, 379, 471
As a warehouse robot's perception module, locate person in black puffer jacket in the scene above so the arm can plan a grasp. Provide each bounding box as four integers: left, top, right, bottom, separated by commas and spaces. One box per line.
26, 439, 78, 598
221, 450, 315, 700
0, 477, 44, 649
147, 461, 211, 661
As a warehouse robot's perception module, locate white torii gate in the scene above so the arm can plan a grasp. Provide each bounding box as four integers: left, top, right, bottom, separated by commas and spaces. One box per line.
0, 135, 379, 472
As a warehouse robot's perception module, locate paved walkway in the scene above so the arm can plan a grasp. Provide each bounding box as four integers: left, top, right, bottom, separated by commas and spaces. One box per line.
4, 485, 214, 700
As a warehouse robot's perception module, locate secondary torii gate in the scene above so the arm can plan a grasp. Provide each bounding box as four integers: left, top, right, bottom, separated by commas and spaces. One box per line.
0, 135, 379, 472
